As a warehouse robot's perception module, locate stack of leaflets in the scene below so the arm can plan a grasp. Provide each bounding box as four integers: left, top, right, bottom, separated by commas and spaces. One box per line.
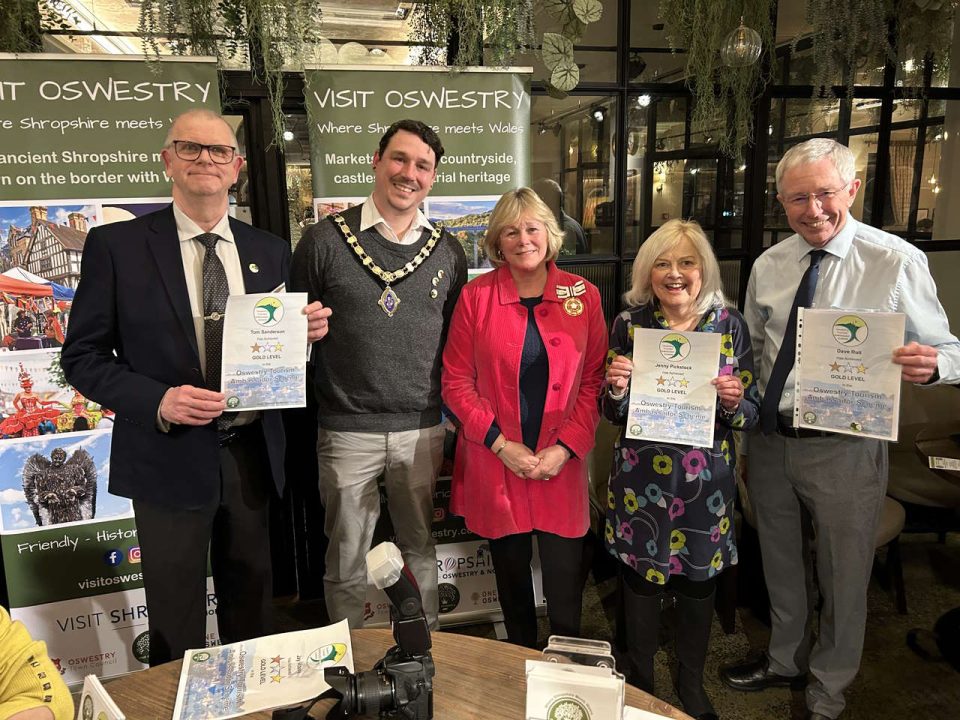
525, 659, 624, 720
77, 674, 125, 720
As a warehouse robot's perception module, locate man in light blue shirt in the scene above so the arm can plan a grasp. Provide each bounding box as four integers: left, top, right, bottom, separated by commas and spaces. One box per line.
720, 138, 960, 720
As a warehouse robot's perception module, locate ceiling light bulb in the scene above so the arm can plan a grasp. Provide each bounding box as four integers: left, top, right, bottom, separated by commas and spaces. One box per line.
637, 94, 651, 107
283, 130, 295, 142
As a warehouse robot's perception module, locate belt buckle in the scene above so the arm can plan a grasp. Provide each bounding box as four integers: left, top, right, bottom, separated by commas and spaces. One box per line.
218, 429, 239, 447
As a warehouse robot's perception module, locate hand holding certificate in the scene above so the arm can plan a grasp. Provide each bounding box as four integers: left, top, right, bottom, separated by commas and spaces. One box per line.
626, 328, 722, 447
793, 308, 905, 441
220, 292, 309, 411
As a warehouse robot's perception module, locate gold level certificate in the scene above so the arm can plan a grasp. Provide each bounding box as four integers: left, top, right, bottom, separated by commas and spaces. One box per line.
173, 620, 353, 720
220, 292, 309, 411
626, 328, 722, 448
793, 308, 905, 441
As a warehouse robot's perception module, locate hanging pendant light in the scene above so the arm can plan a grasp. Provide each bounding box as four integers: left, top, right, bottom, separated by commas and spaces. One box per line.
720, 16, 763, 67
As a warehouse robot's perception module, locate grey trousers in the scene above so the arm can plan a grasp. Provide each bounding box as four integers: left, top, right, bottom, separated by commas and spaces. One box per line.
317, 426, 444, 630
748, 430, 887, 718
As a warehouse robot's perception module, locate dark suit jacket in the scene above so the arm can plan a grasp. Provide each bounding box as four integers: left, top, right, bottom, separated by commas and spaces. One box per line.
61, 206, 289, 507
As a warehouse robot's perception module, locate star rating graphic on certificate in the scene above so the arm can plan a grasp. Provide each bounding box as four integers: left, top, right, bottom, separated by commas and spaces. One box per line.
829, 360, 869, 374
250, 342, 284, 355
655, 374, 690, 388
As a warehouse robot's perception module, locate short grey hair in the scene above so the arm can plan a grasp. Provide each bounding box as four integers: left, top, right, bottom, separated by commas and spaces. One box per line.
624, 219, 725, 315
775, 138, 856, 193
163, 108, 238, 150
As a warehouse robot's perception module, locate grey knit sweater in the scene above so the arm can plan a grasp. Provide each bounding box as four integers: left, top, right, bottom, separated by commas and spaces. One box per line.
291, 204, 467, 431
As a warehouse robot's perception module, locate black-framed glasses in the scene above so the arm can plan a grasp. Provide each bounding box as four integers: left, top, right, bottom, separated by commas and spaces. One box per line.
170, 140, 237, 164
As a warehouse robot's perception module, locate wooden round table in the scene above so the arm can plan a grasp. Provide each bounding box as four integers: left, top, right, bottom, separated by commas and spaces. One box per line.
104, 628, 691, 718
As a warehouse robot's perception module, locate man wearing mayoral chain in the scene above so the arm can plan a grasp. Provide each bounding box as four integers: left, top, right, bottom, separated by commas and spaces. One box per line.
291, 119, 467, 628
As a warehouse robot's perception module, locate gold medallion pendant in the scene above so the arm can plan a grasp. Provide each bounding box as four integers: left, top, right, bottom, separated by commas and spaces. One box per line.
378, 286, 400, 317
563, 297, 584, 316
331, 213, 442, 318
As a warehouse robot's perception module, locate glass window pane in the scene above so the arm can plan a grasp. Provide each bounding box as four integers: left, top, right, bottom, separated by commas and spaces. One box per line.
781, 98, 840, 141
880, 128, 918, 233
624, 96, 650, 256
848, 132, 880, 228
925, 101, 960, 240
280, 113, 312, 249
531, 95, 618, 257
630, 1, 674, 48
917, 125, 944, 236
851, 100, 882, 129
655, 98, 687, 151
224, 113, 253, 223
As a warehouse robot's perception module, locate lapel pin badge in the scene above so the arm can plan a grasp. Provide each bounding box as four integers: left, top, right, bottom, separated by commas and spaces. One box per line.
249, 263, 259, 273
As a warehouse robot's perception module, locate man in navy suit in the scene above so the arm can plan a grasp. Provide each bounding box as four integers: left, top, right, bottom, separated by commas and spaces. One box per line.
61, 109, 331, 665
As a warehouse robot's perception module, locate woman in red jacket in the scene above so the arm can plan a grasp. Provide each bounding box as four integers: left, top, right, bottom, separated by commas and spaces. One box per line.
442, 187, 607, 647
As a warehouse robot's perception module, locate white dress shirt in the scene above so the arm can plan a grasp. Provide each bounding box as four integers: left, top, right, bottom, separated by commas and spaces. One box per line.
162, 202, 253, 427
744, 216, 960, 417
360, 194, 433, 245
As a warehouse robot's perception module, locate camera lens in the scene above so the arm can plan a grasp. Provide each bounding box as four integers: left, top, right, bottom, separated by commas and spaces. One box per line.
355, 668, 394, 715
324, 666, 395, 718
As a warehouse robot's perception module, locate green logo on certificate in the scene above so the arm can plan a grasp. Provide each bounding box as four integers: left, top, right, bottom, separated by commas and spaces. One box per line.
253, 296, 284, 326
659, 333, 691, 361
192, 651, 211, 662
226, 396, 240, 408
832, 315, 868, 346
547, 696, 590, 720
307, 643, 348, 667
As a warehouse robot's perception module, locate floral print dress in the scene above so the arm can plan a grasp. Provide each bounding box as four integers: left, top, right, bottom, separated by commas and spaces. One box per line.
601, 303, 759, 584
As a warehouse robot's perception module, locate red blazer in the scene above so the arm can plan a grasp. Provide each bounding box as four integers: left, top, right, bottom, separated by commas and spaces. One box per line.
442, 263, 607, 539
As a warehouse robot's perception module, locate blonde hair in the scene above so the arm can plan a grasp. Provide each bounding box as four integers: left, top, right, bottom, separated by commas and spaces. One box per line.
483, 188, 564, 267
775, 138, 856, 193
624, 219, 725, 315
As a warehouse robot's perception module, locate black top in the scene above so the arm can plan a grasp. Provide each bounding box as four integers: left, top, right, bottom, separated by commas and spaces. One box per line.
518, 296, 549, 450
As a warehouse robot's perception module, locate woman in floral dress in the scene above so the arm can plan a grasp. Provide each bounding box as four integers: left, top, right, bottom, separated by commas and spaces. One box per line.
602, 219, 759, 720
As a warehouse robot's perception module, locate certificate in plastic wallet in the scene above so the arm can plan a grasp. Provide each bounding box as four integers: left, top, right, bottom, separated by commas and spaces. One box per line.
793, 308, 905, 441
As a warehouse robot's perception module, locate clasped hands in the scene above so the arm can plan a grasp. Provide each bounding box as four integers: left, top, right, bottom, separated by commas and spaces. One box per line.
160, 301, 333, 426
497, 438, 570, 480
606, 354, 743, 412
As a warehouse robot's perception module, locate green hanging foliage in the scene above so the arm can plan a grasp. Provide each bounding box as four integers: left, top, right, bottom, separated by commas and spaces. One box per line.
805, 0, 887, 97
409, 0, 603, 94
137, 0, 324, 148
0, 0, 43, 53
409, 0, 536, 67
891, 0, 958, 86
804, 0, 957, 96
658, 0, 776, 160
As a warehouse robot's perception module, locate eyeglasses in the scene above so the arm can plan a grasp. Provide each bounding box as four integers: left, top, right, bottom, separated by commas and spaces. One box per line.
784, 184, 849, 208
170, 140, 237, 164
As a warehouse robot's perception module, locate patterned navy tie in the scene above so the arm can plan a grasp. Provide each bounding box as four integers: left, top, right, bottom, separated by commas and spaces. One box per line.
759, 249, 827, 434
194, 233, 232, 431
